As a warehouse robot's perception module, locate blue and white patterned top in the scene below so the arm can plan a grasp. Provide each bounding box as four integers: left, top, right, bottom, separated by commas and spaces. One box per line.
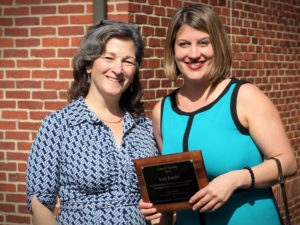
26, 96, 159, 225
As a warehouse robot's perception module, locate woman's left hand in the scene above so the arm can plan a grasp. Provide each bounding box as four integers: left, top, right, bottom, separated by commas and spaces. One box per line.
189, 171, 242, 213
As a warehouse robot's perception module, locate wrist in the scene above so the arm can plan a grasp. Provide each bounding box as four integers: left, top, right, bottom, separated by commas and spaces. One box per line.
229, 169, 254, 190
243, 166, 255, 189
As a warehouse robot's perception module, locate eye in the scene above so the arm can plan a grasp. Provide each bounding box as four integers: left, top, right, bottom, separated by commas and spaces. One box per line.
101, 53, 114, 61
123, 58, 136, 66
177, 41, 189, 47
199, 39, 210, 46
103, 56, 114, 61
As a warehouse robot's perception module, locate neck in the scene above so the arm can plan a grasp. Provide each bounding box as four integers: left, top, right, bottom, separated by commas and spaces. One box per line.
180, 77, 213, 102
84, 91, 124, 122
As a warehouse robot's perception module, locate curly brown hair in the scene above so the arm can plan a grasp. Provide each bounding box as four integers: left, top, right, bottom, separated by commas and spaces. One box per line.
68, 20, 145, 118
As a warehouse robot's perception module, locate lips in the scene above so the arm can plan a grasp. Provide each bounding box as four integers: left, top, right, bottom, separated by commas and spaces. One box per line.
106, 75, 124, 83
186, 61, 204, 70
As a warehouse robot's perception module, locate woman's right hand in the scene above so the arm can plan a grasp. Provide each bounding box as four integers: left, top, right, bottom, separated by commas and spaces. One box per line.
138, 199, 162, 221
31, 195, 57, 225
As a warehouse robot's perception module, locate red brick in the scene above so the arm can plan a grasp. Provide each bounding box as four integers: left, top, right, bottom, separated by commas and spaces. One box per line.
15, 17, 40, 26
42, 16, 69, 25
0, 18, 13, 26
44, 0, 68, 3
44, 80, 70, 89
135, 14, 147, 24
16, 80, 41, 89
16, 0, 40, 3
0, 142, 15, 150
6, 70, 30, 79
31, 27, 56, 36
148, 80, 160, 88
0, 81, 15, 88
2, 111, 28, 120
154, 6, 165, 16
0, 101, 16, 108
107, 14, 132, 22
71, 37, 82, 47
32, 91, 58, 99
0, 172, 6, 181
45, 101, 68, 110
6, 131, 29, 140
6, 91, 31, 99
8, 172, 26, 182
0, 163, 17, 171
17, 142, 33, 151
0, 121, 16, 130
15, 38, 40, 47
31, 5, 56, 14
0, 60, 15, 67
18, 122, 41, 130
116, 3, 129, 12
4, 49, 28, 58
18, 204, 30, 214
32, 70, 57, 79
59, 91, 68, 99
4, 28, 28, 37
0, 183, 16, 192
6, 215, 30, 223
148, 58, 160, 68
44, 59, 70, 68
17, 59, 41, 68
43, 37, 69, 47
18, 101, 43, 109
59, 70, 73, 79
58, 48, 77, 57
30, 111, 50, 120
70, 15, 93, 24
148, 38, 161, 47
58, 26, 84, 36
0, 203, 16, 214
4, 7, 29, 16
0, 38, 14, 47
148, 16, 160, 25
0, 0, 13, 4
58, 4, 84, 13
31, 49, 55, 58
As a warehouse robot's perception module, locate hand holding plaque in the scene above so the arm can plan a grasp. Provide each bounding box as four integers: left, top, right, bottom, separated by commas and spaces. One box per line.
134, 150, 208, 212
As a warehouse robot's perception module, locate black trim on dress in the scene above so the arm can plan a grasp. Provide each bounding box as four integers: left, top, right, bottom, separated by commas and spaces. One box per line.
160, 96, 167, 142
183, 115, 194, 152
230, 79, 250, 135
169, 79, 235, 116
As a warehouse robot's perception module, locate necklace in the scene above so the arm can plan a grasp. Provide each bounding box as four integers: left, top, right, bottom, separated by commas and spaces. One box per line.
98, 116, 123, 124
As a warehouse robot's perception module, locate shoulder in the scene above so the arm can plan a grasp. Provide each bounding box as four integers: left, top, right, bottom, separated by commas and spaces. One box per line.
237, 82, 271, 105
41, 98, 83, 129
135, 115, 153, 131
153, 99, 163, 117
153, 90, 175, 119
236, 82, 278, 127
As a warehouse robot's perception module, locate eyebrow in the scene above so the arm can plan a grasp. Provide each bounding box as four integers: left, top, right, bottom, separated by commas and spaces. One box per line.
102, 52, 136, 60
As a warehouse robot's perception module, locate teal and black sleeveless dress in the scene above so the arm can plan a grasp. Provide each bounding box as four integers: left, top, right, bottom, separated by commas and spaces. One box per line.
161, 78, 282, 225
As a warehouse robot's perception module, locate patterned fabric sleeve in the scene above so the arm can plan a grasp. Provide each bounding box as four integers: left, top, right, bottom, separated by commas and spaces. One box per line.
26, 113, 61, 211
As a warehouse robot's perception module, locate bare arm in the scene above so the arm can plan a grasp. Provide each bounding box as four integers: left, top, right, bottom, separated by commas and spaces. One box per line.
152, 100, 163, 153
236, 83, 296, 186
190, 83, 297, 212
31, 195, 57, 225
139, 100, 173, 225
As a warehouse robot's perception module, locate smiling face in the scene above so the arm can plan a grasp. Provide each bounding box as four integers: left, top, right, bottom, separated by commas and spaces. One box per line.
86, 38, 137, 100
174, 24, 214, 82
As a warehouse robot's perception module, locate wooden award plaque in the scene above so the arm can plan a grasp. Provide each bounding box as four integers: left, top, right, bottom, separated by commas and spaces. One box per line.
134, 150, 208, 213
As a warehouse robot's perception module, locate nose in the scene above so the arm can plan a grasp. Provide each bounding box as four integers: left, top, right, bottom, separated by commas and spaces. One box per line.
188, 45, 200, 59
111, 59, 123, 75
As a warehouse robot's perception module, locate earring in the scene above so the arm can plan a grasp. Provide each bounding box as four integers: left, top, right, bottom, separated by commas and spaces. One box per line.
87, 73, 91, 84
130, 84, 133, 93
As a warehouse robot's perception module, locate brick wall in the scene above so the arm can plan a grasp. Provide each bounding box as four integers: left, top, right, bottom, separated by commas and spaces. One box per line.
0, 0, 299, 224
